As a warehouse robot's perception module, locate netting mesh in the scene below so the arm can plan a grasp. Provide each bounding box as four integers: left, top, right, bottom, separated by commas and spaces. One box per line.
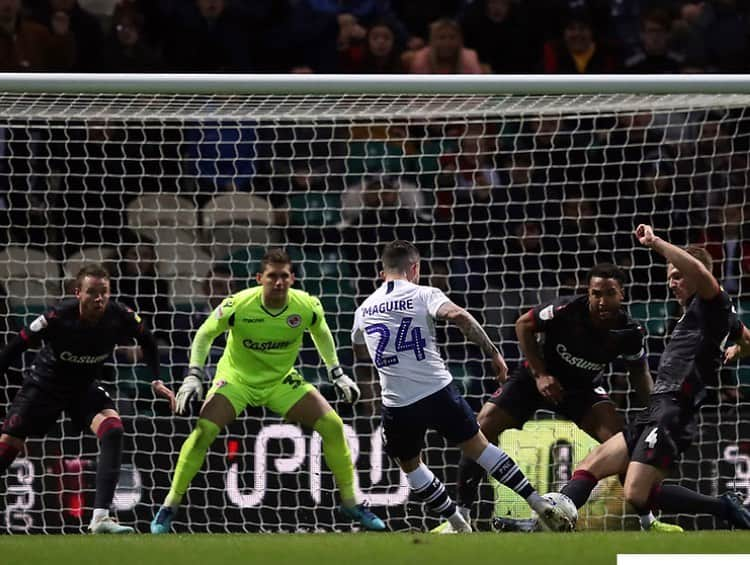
0, 91, 749, 533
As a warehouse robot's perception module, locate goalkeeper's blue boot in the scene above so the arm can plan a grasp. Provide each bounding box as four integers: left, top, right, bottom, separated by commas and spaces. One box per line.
721, 492, 750, 529
340, 503, 387, 531
150, 506, 175, 534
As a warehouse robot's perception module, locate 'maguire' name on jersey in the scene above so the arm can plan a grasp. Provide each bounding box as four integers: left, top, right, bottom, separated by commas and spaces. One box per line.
19, 298, 147, 393
352, 280, 453, 408
204, 286, 324, 388
531, 295, 645, 389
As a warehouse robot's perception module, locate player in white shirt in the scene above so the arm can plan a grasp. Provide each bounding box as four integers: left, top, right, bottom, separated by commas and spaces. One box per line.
352, 240, 572, 533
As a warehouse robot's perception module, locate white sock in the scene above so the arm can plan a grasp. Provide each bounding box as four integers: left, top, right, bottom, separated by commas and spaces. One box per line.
447, 508, 468, 530
457, 505, 471, 520
92, 508, 109, 522
639, 512, 656, 529
406, 463, 433, 491
526, 492, 546, 513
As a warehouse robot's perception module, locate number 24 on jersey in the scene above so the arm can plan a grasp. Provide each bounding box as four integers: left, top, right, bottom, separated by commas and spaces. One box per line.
365, 317, 426, 369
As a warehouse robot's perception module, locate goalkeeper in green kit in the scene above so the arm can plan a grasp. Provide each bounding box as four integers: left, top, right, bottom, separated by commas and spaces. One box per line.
151, 248, 385, 533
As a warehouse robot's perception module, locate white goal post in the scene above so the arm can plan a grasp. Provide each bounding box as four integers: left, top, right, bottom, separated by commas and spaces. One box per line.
0, 74, 748, 534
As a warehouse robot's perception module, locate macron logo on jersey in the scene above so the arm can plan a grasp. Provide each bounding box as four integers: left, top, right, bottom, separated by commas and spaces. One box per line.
361, 299, 414, 317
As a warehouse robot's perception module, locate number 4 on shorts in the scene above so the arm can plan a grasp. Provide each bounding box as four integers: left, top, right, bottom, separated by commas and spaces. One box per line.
645, 427, 659, 448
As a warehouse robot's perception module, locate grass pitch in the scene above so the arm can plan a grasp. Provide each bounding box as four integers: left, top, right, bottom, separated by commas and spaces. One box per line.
4, 531, 750, 565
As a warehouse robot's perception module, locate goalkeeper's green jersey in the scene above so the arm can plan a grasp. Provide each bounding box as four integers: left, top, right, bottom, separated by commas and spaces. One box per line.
189, 286, 339, 388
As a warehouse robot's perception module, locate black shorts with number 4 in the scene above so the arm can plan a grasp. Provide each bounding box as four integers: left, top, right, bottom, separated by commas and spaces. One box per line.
623, 393, 697, 471
488, 367, 612, 428
2, 380, 115, 439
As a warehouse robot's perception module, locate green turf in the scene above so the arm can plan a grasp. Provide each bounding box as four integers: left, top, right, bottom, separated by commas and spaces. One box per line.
4, 531, 750, 565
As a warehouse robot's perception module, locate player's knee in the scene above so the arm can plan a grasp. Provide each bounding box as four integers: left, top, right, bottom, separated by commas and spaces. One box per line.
193, 418, 221, 449
477, 405, 508, 441
595, 426, 619, 443
96, 417, 124, 441
623, 479, 651, 512
313, 410, 345, 441
0, 434, 25, 451
623, 484, 649, 511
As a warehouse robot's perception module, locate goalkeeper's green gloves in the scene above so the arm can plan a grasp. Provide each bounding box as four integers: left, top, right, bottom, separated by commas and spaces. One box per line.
175, 366, 205, 415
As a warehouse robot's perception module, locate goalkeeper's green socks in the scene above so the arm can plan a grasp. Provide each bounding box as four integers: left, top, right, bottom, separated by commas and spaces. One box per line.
164, 418, 221, 508
314, 410, 356, 505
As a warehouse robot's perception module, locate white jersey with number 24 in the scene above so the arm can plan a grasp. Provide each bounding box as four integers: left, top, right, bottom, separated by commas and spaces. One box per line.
352, 279, 454, 408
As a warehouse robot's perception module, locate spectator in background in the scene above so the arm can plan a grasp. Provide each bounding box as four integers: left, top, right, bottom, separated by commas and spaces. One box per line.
542, 9, 619, 73
390, 0, 463, 50
624, 9, 684, 73
0, 0, 74, 70
670, 1, 710, 69
341, 20, 405, 73
699, 191, 750, 296
100, 3, 163, 72
461, 0, 537, 73
162, 0, 251, 72
304, 0, 409, 50
406, 18, 483, 74
183, 120, 256, 206
671, 0, 748, 72
34, 0, 102, 71
109, 233, 173, 351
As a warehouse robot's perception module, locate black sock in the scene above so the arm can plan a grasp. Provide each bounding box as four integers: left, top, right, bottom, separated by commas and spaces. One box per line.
561, 469, 598, 508
0, 440, 20, 474
94, 419, 124, 510
651, 483, 728, 519
456, 455, 485, 508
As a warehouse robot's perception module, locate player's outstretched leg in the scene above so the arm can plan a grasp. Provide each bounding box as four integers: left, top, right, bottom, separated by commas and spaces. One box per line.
649, 484, 750, 530
151, 418, 221, 534
88, 416, 133, 534
314, 410, 386, 531
408, 462, 471, 533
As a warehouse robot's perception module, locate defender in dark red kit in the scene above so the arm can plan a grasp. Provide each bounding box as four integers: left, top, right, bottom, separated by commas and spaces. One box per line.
0, 263, 171, 533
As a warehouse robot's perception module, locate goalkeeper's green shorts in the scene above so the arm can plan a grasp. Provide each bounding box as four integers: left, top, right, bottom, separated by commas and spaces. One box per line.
206, 369, 315, 418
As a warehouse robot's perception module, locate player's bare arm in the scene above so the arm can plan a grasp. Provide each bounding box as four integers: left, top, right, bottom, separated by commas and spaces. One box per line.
624, 356, 653, 406
635, 223, 720, 300
436, 300, 507, 382
725, 324, 750, 364
515, 308, 563, 403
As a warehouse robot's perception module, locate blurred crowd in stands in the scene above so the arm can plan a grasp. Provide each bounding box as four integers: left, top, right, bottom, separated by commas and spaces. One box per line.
0, 0, 749, 74
0, 0, 749, 413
